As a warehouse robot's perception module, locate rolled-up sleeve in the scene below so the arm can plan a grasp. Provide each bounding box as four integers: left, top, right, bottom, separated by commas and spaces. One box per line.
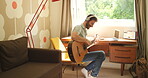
72, 25, 81, 35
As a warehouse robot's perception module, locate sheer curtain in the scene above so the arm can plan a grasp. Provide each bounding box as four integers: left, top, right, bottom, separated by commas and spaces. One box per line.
135, 0, 147, 59
71, 0, 86, 27
60, 0, 72, 38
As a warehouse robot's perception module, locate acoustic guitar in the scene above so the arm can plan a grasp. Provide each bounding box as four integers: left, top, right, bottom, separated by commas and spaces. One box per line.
68, 41, 88, 64
68, 35, 98, 64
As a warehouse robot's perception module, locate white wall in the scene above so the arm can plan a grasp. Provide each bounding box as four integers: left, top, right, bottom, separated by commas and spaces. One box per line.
87, 25, 136, 38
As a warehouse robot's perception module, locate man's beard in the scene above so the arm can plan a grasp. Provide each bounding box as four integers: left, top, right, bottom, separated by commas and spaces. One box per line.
86, 22, 90, 29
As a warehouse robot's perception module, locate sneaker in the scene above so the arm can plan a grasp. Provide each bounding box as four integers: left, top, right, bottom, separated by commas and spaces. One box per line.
87, 74, 97, 78
81, 68, 88, 77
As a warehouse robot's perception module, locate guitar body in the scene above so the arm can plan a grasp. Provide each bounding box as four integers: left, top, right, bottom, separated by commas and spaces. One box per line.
68, 41, 88, 64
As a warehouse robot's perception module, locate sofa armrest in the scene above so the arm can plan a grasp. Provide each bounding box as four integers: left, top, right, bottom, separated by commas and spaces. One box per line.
28, 48, 61, 63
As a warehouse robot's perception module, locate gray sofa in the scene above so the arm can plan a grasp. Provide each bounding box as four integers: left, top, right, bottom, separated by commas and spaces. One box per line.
0, 37, 62, 78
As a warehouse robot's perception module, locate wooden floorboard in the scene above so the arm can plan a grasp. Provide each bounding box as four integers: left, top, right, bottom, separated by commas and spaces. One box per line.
62, 57, 132, 78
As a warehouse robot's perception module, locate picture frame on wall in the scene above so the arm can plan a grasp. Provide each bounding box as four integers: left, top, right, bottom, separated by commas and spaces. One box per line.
114, 29, 120, 38
123, 31, 136, 40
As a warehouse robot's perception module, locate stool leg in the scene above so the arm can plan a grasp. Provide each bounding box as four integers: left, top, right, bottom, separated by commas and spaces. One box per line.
63, 65, 68, 73
72, 64, 75, 71
76, 64, 80, 78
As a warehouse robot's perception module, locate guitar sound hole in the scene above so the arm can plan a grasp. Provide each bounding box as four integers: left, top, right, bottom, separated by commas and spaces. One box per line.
83, 44, 88, 50
77, 46, 81, 56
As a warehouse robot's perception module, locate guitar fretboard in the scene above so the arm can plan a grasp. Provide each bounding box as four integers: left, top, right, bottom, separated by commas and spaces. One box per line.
87, 43, 95, 49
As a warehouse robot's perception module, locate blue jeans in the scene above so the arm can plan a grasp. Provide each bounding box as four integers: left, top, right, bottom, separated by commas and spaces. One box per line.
82, 51, 106, 77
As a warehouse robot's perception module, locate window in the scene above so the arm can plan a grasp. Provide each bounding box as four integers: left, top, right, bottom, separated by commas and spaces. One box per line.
71, 0, 135, 27
71, 0, 136, 38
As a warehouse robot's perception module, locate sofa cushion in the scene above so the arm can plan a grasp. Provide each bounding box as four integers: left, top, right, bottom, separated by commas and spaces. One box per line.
0, 62, 62, 78
0, 37, 28, 71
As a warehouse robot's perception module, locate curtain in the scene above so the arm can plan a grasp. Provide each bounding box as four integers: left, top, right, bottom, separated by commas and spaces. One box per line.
135, 0, 147, 59
60, 0, 72, 38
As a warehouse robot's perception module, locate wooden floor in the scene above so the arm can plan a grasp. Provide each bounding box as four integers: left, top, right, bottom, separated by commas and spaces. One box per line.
62, 57, 132, 78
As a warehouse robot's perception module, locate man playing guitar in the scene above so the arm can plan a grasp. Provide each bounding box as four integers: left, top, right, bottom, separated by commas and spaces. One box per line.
71, 14, 106, 78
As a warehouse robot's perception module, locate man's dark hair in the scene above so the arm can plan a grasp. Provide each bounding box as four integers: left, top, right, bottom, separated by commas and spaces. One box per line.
86, 14, 97, 21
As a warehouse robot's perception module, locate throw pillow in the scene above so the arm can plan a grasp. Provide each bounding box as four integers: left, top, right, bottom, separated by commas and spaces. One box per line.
0, 37, 28, 71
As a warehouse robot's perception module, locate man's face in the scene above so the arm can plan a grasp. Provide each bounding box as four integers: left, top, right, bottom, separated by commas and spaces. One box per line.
86, 20, 96, 29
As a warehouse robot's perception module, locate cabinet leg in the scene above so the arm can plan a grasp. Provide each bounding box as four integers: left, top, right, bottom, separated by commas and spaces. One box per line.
72, 65, 75, 71
121, 63, 125, 76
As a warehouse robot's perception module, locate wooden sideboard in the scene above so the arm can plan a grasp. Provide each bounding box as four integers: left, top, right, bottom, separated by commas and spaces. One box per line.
61, 37, 137, 76
89, 38, 137, 76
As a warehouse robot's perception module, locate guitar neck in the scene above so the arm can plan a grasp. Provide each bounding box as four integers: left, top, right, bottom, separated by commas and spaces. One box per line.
87, 43, 95, 49
90, 34, 98, 44
87, 34, 98, 49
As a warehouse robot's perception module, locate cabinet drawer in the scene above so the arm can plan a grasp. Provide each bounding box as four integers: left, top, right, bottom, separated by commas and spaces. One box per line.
109, 46, 136, 55
109, 46, 136, 63
110, 53, 136, 63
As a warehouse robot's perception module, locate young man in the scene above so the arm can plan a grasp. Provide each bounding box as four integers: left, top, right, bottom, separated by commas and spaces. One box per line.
71, 14, 106, 78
